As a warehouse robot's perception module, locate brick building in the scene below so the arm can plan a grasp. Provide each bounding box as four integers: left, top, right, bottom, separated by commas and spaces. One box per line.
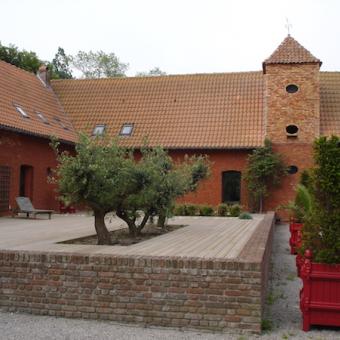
1, 35, 340, 215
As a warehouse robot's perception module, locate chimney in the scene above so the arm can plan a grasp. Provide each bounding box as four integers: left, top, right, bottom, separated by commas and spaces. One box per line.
37, 65, 50, 87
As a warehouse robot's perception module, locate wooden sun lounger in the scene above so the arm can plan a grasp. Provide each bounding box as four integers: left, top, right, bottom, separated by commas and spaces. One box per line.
14, 197, 53, 219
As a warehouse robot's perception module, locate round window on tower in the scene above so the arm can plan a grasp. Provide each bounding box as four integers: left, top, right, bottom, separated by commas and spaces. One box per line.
287, 165, 299, 175
286, 84, 299, 94
286, 124, 299, 136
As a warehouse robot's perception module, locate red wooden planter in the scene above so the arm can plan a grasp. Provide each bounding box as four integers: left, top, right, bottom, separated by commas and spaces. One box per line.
300, 250, 340, 331
59, 202, 76, 214
289, 221, 303, 254
296, 253, 304, 277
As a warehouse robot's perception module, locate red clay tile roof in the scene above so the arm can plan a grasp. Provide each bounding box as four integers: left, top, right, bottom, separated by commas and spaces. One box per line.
51, 72, 265, 149
320, 72, 340, 137
263, 35, 321, 72
0, 61, 76, 142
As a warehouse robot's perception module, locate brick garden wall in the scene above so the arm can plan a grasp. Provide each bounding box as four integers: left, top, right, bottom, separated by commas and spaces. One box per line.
0, 213, 275, 334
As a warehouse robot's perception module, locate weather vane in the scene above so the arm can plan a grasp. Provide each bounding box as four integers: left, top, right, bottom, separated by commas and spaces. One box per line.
285, 18, 292, 36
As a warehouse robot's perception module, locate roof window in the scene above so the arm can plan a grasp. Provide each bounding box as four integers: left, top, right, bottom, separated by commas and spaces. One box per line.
36, 111, 49, 124
54, 116, 69, 130
92, 124, 106, 136
15, 105, 29, 118
120, 123, 134, 136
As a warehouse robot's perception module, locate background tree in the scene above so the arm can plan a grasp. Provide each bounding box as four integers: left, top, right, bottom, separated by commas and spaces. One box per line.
52, 134, 209, 244
0, 42, 41, 73
136, 67, 166, 77
244, 139, 287, 212
70, 50, 128, 78
50, 47, 73, 79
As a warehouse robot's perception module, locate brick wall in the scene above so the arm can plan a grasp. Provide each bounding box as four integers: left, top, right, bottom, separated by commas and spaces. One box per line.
0, 213, 275, 334
0, 130, 73, 214
170, 149, 251, 208
265, 63, 320, 144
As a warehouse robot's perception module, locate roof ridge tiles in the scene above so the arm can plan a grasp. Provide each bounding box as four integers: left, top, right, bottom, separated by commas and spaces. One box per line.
51, 70, 263, 83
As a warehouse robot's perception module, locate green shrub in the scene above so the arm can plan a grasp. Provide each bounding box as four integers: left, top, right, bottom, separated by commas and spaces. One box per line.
185, 204, 198, 216
199, 205, 215, 216
302, 136, 340, 264
229, 203, 242, 217
217, 203, 229, 216
173, 204, 186, 216
239, 212, 252, 219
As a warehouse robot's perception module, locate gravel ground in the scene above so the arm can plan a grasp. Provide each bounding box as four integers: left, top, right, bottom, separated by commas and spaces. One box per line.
1, 223, 339, 340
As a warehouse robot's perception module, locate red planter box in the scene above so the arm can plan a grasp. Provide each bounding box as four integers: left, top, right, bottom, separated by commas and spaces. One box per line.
289, 221, 303, 254
300, 250, 340, 331
59, 202, 76, 214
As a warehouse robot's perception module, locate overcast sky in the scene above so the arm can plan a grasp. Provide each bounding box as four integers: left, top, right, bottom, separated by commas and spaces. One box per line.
1, 0, 340, 76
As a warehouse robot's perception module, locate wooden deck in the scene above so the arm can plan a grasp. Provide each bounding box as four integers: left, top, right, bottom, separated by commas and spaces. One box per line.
0, 213, 264, 259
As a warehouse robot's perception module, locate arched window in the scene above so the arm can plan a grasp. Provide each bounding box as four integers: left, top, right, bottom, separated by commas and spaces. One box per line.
222, 171, 241, 203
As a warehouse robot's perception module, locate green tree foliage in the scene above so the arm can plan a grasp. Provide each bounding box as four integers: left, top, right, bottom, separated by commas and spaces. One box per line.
244, 139, 287, 212
302, 136, 340, 263
0, 42, 41, 73
70, 50, 128, 78
52, 134, 209, 244
50, 47, 73, 79
136, 67, 166, 77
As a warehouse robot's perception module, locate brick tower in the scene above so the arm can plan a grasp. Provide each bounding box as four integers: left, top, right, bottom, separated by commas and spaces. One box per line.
262, 36, 322, 214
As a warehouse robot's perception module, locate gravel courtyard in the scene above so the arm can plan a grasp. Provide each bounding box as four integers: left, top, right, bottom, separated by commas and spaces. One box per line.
1, 223, 339, 339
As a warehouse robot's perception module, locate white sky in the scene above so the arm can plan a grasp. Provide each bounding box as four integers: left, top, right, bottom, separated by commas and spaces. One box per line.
1, 0, 340, 76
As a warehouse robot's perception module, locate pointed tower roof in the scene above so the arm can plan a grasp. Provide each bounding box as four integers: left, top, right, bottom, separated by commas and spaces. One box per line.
263, 35, 321, 73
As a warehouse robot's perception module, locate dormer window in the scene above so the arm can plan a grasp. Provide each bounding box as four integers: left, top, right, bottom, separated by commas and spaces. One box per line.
54, 116, 69, 130
36, 111, 49, 124
14, 105, 29, 118
120, 123, 133, 136
93, 124, 106, 136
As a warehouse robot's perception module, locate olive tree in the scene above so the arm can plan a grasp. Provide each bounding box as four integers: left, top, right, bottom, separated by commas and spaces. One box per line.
52, 134, 209, 244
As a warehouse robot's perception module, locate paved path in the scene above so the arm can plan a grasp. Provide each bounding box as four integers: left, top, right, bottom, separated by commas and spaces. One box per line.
1, 223, 340, 339
0, 214, 263, 259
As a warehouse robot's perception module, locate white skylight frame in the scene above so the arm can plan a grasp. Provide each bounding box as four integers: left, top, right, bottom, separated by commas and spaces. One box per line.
36, 111, 49, 124
120, 123, 134, 136
92, 124, 106, 136
14, 105, 29, 118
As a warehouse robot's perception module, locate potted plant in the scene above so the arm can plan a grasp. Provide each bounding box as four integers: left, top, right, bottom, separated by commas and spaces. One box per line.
299, 136, 340, 331
280, 182, 313, 255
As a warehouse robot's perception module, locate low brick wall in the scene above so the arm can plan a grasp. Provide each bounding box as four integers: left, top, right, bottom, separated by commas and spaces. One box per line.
0, 213, 274, 334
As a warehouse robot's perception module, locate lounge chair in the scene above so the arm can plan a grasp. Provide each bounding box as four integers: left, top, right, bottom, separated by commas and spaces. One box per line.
14, 197, 53, 219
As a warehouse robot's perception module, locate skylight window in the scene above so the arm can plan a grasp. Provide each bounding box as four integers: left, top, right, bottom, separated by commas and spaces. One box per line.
92, 124, 106, 136
120, 123, 134, 136
15, 105, 29, 118
36, 111, 49, 124
54, 116, 69, 130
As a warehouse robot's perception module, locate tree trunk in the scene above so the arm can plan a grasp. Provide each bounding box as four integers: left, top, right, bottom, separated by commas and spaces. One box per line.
136, 211, 150, 235
94, 210, 111, 245
116, 210, 137, 237
157, 210, 167, 229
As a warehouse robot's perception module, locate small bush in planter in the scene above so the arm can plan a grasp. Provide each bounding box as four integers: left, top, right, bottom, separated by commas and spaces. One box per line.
229, 203, 242, 217
302, 136, 340, 264
217, 203, 229, 216
199, 205, 215, 216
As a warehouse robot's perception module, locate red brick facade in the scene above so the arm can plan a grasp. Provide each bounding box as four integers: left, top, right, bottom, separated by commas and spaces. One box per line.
0, 130, 72, 214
